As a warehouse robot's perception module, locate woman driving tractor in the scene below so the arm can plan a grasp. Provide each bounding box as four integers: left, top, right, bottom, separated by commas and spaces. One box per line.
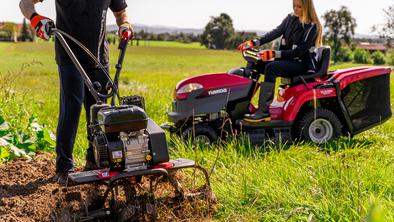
238, 0, 323, 122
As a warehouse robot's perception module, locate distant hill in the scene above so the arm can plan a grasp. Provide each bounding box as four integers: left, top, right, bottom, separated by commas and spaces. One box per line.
354, 33, 380, 39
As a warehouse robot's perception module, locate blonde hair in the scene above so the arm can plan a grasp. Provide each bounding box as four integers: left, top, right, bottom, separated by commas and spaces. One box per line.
299, 0, 323, 47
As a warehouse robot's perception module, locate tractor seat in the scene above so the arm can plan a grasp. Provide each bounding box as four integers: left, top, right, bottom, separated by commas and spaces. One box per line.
282, 46, 331, 85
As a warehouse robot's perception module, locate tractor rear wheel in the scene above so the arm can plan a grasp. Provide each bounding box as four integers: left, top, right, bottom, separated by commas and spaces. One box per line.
296, 108, 343, 144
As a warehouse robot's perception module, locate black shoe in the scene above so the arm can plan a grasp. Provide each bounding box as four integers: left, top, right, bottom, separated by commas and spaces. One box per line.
54, 170, 74, 186
244, 82, 275, 122
83, 160, 98, 171
244, 110, 271, 122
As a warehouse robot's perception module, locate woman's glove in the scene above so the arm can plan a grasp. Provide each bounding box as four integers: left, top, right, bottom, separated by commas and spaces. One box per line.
237, 40, 254, 51
118, 22, 134, 39
30, 13, 55, 40
258, 50, 276, 62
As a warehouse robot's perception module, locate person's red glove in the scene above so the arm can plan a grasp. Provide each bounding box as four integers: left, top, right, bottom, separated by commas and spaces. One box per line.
118, 23, 134, 39
30, 13, 54, 41
237, 40, 254, 52
258, 50, 276, 62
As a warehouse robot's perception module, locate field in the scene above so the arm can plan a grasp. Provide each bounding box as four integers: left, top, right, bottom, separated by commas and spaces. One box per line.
0, 41, 393, 221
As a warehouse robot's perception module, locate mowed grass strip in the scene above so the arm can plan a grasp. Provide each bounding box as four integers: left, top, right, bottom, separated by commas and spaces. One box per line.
0, 41, 393, 221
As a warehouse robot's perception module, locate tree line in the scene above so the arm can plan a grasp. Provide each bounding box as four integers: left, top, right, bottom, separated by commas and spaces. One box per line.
131, 30, 201, 43
6, 20, 202, 44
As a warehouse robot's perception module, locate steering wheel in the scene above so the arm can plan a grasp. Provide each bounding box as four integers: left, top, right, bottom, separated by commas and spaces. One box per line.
242, 48, 261, 63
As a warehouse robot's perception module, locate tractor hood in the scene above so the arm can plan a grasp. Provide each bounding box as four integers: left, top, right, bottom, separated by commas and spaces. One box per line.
175, 73, 252, 100
169, 73, 254, 122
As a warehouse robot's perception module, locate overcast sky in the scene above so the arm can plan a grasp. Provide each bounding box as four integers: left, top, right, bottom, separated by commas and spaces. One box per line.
1, 0, 392, 34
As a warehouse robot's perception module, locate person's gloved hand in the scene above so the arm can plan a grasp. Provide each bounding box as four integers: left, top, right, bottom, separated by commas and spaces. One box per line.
30, 13, 54, 41
237, 40, 254, 52
118, 22, 134, 39
258, 50, 276, 62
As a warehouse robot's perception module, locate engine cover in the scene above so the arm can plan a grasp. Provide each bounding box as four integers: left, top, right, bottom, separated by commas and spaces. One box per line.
97, 105, 148, 133
121, 131, 150, 171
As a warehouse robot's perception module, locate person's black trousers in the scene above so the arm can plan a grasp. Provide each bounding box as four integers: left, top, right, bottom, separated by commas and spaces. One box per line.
250, 59, 308, 114
56, 64, 108, 173
255, 59, 308, 83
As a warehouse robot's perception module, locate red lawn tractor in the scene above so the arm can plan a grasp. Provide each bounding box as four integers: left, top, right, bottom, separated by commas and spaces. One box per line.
162, 47, 392, 145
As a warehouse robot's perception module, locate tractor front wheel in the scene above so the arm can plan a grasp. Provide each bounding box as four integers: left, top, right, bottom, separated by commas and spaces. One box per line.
181, 124, 218, 145
296, 108, 343, 144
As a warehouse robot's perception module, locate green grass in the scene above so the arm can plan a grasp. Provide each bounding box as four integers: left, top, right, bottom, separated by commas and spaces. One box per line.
0, 41, 393, 221
172, 138, 394, 221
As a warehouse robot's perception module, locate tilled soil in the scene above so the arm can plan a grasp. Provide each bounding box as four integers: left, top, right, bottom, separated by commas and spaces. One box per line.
0, 153, 214, 222
0, 153, 58, 222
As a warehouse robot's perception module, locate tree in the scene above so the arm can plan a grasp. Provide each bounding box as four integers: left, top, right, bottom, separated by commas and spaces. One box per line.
323, 6, 357, 63
1, 22, 18, 42
371, 51, 386, 65
227, 33, 246, 50
337, 47, 353, 62
353, 48, 370, 64
372, 4, 394, 47
386, 49, 394, 65
200, 13, 235, 49
137, 30, 147, 40
20, 19, 33, 42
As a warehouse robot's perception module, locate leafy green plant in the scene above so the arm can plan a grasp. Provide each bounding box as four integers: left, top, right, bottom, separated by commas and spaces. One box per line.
0, 112, 55, 162
371, 51, 386, 65
336, 47, 353, 62
353, 48, 370, 64
386, 49, 394, 65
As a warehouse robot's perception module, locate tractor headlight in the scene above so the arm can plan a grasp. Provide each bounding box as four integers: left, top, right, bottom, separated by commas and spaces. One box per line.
177, 83, 203, 94
175, 83, 203, 100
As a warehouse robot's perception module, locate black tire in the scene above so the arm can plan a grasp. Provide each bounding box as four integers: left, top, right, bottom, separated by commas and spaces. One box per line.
295, 108, 343, 144
181, 124, 218, 145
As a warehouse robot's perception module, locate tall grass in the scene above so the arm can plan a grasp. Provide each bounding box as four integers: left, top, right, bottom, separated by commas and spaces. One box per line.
170, 136, 394, 221
0, 42, 393, 220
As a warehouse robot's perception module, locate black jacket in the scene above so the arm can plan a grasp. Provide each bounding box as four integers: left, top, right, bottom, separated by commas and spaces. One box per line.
54, 0, 127, 68
258, 14, 318, 74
